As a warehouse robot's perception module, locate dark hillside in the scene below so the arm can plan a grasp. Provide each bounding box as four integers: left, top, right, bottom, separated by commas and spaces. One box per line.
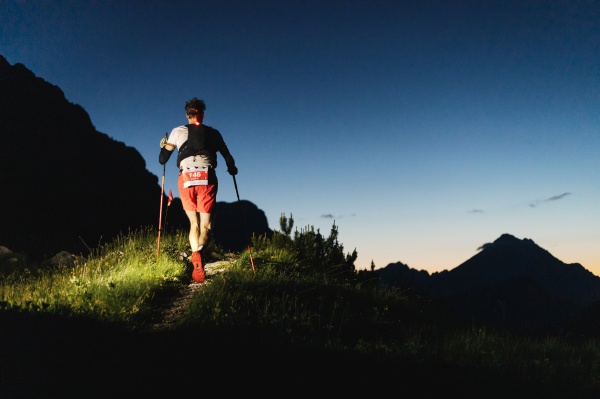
211, 199, 272, 252
430, 234, 600, 306
0, 55, 161, 259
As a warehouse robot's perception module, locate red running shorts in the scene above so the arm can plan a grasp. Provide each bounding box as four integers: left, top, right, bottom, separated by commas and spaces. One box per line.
178, 174, 217, 213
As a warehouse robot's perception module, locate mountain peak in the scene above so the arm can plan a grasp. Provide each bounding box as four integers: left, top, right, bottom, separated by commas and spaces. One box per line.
495, 233, 519, 242
429, 233, 600, 307
492, 233, 536, 246
376, 233, 600, 332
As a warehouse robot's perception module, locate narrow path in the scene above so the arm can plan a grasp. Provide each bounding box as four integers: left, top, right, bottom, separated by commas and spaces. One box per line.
142, 260, 231, 332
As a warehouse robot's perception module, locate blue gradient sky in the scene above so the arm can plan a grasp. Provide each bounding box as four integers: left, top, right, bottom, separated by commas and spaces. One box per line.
2, 1, 598, 275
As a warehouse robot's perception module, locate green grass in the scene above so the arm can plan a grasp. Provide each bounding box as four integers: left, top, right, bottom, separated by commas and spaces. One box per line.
1, 227, 189, 324
1, 217, 599, 397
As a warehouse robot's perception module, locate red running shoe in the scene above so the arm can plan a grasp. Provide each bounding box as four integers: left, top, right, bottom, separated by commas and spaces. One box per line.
191, 251, 205, 283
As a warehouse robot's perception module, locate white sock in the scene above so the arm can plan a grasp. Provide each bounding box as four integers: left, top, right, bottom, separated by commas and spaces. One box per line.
198, 245, 204, 252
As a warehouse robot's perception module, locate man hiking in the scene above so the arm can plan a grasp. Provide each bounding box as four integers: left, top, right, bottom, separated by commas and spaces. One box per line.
159, 97, 238, 283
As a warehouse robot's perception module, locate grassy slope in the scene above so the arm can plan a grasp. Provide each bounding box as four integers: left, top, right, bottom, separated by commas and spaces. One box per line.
1, 226, 599, 398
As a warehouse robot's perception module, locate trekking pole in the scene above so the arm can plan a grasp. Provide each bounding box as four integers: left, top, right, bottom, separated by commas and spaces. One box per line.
232, 175, 256, 273
156, 132, 168, 261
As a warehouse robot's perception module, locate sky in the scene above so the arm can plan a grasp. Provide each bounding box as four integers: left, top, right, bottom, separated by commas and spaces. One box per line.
2, 0, 599, 275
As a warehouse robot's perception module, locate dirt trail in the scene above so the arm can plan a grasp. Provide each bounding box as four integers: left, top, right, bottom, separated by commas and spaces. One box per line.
142, 260, 231, 331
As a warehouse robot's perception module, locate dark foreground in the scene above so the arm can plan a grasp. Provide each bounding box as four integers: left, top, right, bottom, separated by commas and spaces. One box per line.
1, 309, 597, 398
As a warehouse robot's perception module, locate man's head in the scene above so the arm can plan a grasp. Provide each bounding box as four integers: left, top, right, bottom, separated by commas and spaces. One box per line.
185, 98, 206, 118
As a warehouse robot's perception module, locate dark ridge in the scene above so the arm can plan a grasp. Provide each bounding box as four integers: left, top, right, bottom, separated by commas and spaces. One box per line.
376, 233, 600, 333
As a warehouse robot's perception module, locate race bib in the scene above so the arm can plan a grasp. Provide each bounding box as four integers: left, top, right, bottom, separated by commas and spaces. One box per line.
182, 166, 209, 188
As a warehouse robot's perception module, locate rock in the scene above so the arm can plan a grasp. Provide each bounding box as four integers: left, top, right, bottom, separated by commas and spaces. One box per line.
49, 251, 81, 269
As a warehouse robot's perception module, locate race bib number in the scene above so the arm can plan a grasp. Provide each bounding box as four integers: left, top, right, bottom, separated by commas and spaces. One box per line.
182, 166, 209, 188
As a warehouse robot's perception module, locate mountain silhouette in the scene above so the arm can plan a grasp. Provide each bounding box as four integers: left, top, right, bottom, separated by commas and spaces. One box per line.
0, 54, 272, 262
376, 234, 600, 333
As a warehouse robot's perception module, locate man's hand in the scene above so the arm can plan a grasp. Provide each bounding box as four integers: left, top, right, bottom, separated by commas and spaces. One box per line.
160, 137, 169, 148
227, 165, 238, 176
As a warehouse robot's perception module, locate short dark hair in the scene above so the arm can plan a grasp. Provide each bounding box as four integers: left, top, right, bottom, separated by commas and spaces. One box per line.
185, 98, 206, 116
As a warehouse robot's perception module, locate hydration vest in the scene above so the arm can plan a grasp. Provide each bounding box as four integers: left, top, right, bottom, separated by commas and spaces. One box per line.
176, 124, 210, 168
